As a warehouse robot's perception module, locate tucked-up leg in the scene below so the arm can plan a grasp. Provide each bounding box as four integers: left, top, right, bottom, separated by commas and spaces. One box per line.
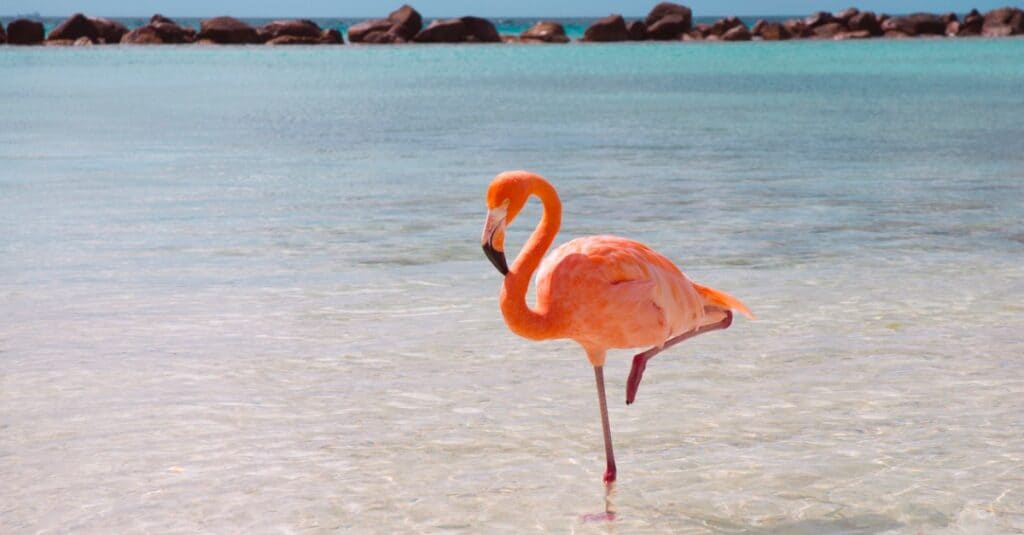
626, 310, 733, 405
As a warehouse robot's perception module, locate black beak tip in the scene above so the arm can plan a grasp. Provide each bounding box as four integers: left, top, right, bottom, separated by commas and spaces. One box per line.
482, 243, 509, 276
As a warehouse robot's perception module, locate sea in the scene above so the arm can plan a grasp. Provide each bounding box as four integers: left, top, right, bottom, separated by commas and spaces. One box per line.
1, 21, 1023, 533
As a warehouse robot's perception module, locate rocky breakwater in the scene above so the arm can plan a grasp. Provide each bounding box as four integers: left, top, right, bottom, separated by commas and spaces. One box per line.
579, 3, 1024, 42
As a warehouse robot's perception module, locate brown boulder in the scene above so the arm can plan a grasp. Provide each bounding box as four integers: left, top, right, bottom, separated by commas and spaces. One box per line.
151, 21, 196, 43
150, 14, 175, 24
757, 21, 791, 41
521, 21, 569, 43
262, 19, 322, 40
7, 19, 45, 44
884, 30, 911, 39
348, 19, 394, 43
90, 17, 127, 43
0, 24, 5, 44
692, 23, 711, 37
388, 4, 423, 39
721, 25, 751, 41
583, 14, 629, 42
813, 22, 846, 39
412, 17, 498, 43
47, 13, 98, 42
121, 26, 164, 44
627, 20, 647, 40
959, 10, 984, 35
847, 11, 882, 35
782, 19, 811, 38
646, 14, 688, 40
73, 36, 93, 46
198, 16, 259, 44
983, 7, 1024, 35
644, 2, 692, 31
882, 13, 946, 36
414, 19, 469, 42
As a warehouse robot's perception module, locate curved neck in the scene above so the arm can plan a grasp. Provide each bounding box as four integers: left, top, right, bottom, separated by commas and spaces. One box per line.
500, 178, 562, 340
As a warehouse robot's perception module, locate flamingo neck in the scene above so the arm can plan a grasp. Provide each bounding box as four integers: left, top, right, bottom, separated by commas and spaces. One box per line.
500, 178, 562, 340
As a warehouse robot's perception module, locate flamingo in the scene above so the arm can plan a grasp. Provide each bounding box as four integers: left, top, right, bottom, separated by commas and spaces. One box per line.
480, 170, 753, 492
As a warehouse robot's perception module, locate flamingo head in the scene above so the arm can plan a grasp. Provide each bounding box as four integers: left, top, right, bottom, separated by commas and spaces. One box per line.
481, 171, 534, 276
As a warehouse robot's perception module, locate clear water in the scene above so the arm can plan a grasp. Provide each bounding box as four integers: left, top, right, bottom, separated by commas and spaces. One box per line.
1, 40, 1023, 533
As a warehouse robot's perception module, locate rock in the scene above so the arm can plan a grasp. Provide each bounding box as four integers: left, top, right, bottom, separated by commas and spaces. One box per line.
646, 14, 689, 40
121, 26, 164, 44
45, 39, 77, 46
942, 12, 959, 25
582, 14, 629, 42
348, 19, 394, 43
460, 17, 500, 42
414, 19, 469, 42
0, 24, 5, 44
262, 19, 322, 40
521, 21, 569, 43
959, 10, 984, 35
367, 31, 406, 44
151, 14, 175, 24
73, 36, 93, 46
644, 2, 692, 31
692, 23, 711, 37
90, 17, 127, 43
813, 22, 846, 39
883, 30, 910, 39
721, 25, 751, 41
626, 20, 647, 40
412, 17, 498, 43
782, 19, 811, 38
805, 11, 836, 28
321, 28, 343, 44
983, 7, 1024, 35
756, 22, 791, 41
847, 11, 882, 35
198, 16, 259, 44
834, 7, 859, 23
151, 21, 196, 43
47, 13, 98, 42
751, 19, 766, 35
946, 21, 961, 36
267, 35, 322, 45
834, 30, 872, 39
388, 4, 423, 39
7, 19, 46, 44
682, 31, 702, 41
710, 16, 744, 37
882, 13, 946, 36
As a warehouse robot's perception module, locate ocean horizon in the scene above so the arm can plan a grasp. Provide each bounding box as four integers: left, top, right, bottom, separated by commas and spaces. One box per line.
2, 32, 1023, 533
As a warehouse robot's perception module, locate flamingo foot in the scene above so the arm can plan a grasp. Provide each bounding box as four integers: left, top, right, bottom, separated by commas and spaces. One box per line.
625, 353, 647, 405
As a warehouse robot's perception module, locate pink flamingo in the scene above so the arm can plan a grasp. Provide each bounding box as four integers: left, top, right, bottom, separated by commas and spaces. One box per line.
481, 171, 753, 492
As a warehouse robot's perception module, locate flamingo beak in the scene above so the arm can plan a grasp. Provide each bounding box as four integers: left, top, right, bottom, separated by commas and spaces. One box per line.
481, 206, 509, 276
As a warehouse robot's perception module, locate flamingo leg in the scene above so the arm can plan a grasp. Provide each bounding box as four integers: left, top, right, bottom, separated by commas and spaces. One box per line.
626, 310, 733, 405
594, 365, 617, 486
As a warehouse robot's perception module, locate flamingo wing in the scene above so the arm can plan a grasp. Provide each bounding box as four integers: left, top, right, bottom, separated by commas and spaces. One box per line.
535, 235, 706, 350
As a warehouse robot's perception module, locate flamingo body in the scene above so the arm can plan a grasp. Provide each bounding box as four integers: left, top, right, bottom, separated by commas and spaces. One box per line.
536, 235, 709, 362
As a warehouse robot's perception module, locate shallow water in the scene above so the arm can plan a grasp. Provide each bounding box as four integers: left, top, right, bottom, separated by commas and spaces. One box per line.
2, 40, 1023, 533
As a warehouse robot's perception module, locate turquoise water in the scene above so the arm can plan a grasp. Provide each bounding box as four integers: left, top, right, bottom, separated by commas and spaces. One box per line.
2, 41, 1023, 533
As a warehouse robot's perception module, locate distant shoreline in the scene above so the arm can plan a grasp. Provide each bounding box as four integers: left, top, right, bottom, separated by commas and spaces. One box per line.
2, 3, 1022, 46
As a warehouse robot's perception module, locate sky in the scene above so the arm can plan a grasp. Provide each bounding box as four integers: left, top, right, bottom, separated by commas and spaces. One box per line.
3, 0, 1016, 18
